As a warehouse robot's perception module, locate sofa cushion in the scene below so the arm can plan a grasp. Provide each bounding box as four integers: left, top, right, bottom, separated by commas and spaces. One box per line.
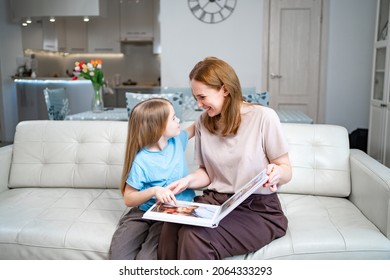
161, 87, 195, 110
243, 91, 270, 106
0, 187, 127, 259
279, 124, 351, 197
227, 193, 390, 259
160, 88, 202, 121
9, 121, 127, 189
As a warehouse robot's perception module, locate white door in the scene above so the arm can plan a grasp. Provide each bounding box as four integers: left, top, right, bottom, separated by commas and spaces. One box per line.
268, 0, 322, 122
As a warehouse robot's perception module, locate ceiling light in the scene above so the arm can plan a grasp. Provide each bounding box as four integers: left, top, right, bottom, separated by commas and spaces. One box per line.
22, 22, 28, 26
49, 16, 55, 22
83, 16, 89, 22
26, 17, 32, 24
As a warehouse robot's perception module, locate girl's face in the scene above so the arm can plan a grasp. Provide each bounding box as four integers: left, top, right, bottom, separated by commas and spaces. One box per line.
163, 104, 181, 138
191, 80, 227, 117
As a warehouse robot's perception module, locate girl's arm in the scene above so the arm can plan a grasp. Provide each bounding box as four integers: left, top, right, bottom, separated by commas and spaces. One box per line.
123, 184, 177, 207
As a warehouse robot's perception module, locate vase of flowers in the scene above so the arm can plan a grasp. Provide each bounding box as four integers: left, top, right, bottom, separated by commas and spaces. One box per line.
73, 59, 104, 112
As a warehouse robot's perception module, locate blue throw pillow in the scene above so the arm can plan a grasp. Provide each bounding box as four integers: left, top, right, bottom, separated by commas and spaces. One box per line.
126, 92, 183, 120
243, 91, 270, 107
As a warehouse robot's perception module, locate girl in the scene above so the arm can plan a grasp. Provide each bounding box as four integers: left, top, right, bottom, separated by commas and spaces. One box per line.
109, 98, 197, 260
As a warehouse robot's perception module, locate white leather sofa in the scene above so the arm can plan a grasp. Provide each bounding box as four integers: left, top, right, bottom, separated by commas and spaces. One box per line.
1, 120, 390, 259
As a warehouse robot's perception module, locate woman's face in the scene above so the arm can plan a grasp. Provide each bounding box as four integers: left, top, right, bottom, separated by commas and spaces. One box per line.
163, 104, 181, 138
191, 80, 227, 117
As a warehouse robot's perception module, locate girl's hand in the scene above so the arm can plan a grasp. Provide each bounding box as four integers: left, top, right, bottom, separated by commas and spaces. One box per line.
154, 187, 177, 205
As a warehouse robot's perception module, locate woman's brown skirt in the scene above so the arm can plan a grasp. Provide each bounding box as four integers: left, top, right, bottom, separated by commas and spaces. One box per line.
158, 190, 288, 260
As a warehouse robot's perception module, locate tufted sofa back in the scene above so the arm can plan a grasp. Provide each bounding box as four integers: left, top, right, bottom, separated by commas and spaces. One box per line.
279, 123, 351, 197
9, 121, 127, 189
9, 121, 351, 198
184, 122, 351, 198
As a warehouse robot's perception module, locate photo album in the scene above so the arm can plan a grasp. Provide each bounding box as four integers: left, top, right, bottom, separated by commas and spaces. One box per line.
142, 169, 270, 228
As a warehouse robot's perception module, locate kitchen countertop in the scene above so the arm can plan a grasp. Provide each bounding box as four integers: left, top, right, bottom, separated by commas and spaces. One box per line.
13, 78, 161, 93
13, 76, 74, 81
13, 77, 161, 88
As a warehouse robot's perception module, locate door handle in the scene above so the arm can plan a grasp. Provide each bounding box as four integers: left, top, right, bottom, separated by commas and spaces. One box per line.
270, 73, 282, 79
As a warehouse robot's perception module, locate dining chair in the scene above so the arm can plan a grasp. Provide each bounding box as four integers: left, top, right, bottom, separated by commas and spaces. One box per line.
43, 87, 70, 120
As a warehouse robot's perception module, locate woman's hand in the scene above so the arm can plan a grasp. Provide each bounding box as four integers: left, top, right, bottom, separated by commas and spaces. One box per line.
167, 167, 211, 195
264, 164, 281, 192
154, 186, 177, 205
166, 177, 191, 195
264, 153, 292, 192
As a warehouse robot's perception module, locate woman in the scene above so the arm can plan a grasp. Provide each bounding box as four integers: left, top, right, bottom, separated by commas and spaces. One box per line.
158, 57, 292, 259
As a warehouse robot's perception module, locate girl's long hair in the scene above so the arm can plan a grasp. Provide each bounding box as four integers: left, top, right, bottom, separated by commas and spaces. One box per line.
189, 56, 243, 136
120, 98, 170, 195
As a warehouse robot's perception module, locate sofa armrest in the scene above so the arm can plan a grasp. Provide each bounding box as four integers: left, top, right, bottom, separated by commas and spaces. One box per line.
0, 145, 13, 193
349, 149, 390, 239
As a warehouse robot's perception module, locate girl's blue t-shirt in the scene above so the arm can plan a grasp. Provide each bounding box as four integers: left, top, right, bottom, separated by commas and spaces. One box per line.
126, 130, 195, 212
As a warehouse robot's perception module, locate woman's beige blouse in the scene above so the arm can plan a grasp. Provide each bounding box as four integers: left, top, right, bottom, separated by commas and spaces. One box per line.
194, 104, 289, 194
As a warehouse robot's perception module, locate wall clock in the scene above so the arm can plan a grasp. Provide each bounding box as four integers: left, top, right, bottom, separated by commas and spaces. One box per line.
188, 0, 237, 24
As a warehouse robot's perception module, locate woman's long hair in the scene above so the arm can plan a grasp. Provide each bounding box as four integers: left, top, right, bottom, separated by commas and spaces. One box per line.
120, 98, 171, 195
189, 56, 243, 136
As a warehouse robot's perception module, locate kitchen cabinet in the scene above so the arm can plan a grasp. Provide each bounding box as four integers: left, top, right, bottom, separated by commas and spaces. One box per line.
120, 0, 155, 41
368, 0, 390, 167
87, 0, 121, 53
21, 18, 87, 53
21, 21, 43, 50
22, 17, 121, 54
56, 19, 66, 52
65, 18, 88, 53
153, 0, 161, 54
20, 0, 160, 53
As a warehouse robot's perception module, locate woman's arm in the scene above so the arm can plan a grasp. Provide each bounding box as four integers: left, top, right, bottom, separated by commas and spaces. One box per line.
123, 184, 177, 207
167, 166, 210, 195
264, 153, 292, 192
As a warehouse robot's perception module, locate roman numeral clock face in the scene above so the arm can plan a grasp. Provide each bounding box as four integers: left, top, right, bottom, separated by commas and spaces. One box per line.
188, 0, 237, 24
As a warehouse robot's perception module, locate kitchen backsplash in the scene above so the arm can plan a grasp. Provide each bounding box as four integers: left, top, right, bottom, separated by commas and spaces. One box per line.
24, 42, 161, 87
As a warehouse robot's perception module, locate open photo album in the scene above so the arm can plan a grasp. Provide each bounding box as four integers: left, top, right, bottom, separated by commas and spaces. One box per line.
142, 169, 270, 228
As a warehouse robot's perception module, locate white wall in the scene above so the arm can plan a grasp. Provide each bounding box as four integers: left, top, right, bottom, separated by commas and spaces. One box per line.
160, 0, 263, 89
160, 0, 377, 133
0, 0, 23, 142
0, 0, 380, 141
325, 0, 377, 132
